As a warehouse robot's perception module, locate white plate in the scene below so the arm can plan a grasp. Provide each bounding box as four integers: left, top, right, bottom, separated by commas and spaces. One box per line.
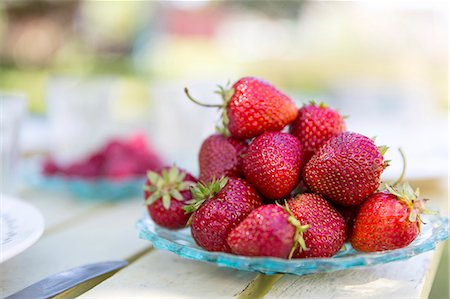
1, 196, 44, 263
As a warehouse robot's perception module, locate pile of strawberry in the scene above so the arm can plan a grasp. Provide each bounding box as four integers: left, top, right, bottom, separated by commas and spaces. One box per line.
43, 134, 163, 181
144, 77, 432, 259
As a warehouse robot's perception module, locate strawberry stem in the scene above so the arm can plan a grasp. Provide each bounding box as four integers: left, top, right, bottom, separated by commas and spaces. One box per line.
392, 148, 406, 187
185, 86, 232, 137
184, 87, 222, 108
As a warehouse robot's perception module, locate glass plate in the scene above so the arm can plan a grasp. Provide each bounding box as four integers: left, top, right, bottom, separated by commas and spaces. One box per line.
21, 159, 145, 200
137, 214, 449, 275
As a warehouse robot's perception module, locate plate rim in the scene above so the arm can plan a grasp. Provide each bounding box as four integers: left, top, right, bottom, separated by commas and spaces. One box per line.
1, 195, 45, 263
137, 214, 449, 275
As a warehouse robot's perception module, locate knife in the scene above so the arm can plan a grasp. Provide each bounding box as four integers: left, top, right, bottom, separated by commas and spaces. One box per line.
5, 260, 128, 299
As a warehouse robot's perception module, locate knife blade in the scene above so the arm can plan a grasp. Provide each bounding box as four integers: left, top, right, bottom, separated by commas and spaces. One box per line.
5, 260, 128, 299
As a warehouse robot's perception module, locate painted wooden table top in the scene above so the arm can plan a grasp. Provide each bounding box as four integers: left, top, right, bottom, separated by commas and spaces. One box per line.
1, 179, 447, 299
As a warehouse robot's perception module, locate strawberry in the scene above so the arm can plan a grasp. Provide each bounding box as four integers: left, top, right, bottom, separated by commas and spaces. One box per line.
289, 101, 346, 162
227, 204, 297, 259
62, 159, 100, 179
227, 194, 346, 259
199, 134, 248, 183
288, 194, 346, 258
243, 132, 303, 200
103, 159, 137, 180
303, 132, 388, 206
185, 77, 298, 139
350, 183, 433, 252
126, 134, 164, 174
42, 158, 60, 176
103, 136, 163, 178
46, 135, 163, 180
144, 166, 197, 229
185, 177, 262, 252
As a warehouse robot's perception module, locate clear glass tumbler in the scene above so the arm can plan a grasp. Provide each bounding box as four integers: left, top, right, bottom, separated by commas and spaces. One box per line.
0, 93, 27, 195
46, 76, 118, 164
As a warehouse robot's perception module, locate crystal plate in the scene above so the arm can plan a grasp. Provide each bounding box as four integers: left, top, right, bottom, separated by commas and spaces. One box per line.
30, 175, 145, 200
21, 159, 144, 200
137, 214, 449, 275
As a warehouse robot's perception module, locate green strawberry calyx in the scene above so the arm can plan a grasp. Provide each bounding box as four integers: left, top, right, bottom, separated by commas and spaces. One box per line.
385, 183, 436, 224
308, 100, 328, 108
378, 145, 389, 156
143, 165, 193, 210
184, 85, 234, 137
371, 137, 390, 168
279, 201, 310, 259
378, 145, 391, 169
183, 176, 228, 215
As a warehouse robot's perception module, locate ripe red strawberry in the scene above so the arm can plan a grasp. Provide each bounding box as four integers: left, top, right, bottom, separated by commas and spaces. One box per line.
227, 204, 297, 258
350, 183, 433, 252
199, 134, 248, 183
303, 132, 388, 206
144, 166, 197, 229
185, 77, 298, 139
42, 158, 60, 176
45, 135, 163, 180
126, 134, 164, 174
288, 194, 346, 258
186, 177, 262, 252
103, 136, 163, 179
243, 132, 303, 200
289, 102, 346, 162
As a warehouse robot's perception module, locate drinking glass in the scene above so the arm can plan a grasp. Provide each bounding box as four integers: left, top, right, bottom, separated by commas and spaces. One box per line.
46, 76, 118, 164
1, 93, 27, 195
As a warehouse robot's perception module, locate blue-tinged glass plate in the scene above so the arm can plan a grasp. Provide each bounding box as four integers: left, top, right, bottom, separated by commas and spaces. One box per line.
29, 175, 145, 200
21, 159, 145, 200
137, 214, 449, 275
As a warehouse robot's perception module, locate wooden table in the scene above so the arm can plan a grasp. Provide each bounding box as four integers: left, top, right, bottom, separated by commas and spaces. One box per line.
1, 180, 447, 299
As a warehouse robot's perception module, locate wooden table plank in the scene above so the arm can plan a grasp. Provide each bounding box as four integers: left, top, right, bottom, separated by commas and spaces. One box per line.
263, 249, 442, 299
0, 199, 149, 298
18, 188, 104, 231
80, 250, 257, 298
80, 248, 444, 299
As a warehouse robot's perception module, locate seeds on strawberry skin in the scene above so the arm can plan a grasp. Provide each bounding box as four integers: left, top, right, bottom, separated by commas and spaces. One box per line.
199, 134, 248, 183
185, 77, 298, 139
288, 193, 346, 258
228, 194, 345, 259
227, 204, 296, 258
350, 183, 433, 252
227, 77, 298, 139
289, 101, 346, 162
303, 131, 387, 206
243, 132, 304, 200
187, 177, 263, 253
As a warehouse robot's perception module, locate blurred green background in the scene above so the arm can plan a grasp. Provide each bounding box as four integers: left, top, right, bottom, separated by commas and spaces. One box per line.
1, 1, 448, 113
